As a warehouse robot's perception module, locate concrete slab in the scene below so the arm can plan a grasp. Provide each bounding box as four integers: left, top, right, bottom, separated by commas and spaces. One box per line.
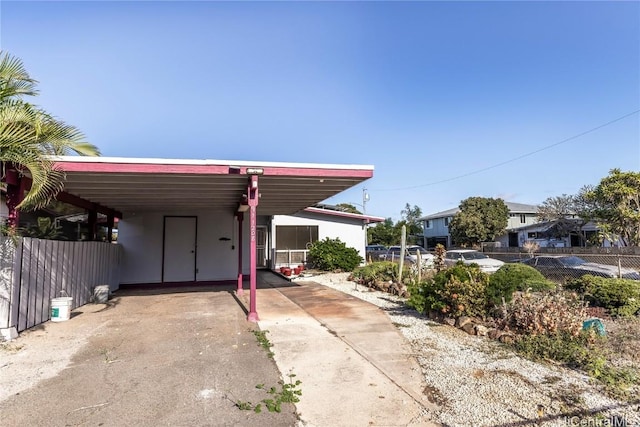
0, 286, 298, 427
250, 272, 439, 427
2, 272, 440, 427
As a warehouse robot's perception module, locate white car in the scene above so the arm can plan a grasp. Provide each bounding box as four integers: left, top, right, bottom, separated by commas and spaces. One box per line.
444, 249, 504, 273
384, 245, 435, 268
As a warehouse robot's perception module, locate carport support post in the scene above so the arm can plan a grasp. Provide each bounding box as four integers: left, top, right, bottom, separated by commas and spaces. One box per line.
88, 208, 97, 241
236, 212, 244, 296
247, 175, 259, 322
107, 214, 114, 243
4, 168, 23, 229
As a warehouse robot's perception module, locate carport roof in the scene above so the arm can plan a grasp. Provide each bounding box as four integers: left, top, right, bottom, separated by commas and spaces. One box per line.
53, 156, 374, 217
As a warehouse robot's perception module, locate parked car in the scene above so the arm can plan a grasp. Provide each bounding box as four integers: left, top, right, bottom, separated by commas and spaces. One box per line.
444, 249, 504, 273
383, 245, 435, 267
519, 255, 640, 281
365, 244, 388, 260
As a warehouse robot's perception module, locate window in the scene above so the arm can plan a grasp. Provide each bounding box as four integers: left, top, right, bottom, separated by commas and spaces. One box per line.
425, 220, 432, 229
520, 214, 526, 224
444, 217, 451, 227
275, 226, 318, 250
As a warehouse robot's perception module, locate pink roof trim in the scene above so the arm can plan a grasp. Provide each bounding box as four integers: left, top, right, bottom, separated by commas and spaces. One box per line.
53, 160, 373, 178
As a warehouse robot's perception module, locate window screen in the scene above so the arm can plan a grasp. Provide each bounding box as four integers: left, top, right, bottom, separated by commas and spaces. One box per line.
276, 226, 318, 250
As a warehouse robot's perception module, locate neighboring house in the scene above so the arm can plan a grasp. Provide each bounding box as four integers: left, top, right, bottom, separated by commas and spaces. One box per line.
271, 205, 385, 268
507, 219, 619, 248
421, 202, 539, 248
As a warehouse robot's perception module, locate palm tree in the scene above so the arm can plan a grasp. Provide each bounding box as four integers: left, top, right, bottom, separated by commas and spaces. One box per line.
0, 51, 100, 210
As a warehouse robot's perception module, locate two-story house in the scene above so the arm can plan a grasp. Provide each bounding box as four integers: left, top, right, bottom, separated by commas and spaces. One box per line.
420, 202, 539, 248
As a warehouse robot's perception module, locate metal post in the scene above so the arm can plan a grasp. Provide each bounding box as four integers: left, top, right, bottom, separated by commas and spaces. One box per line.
363, 188, 369, 247
107, 214, 114, 243
88, 209, 97, 241
4, 169, 22, 229
247, 175, 259, 322
236, 212, 244, 296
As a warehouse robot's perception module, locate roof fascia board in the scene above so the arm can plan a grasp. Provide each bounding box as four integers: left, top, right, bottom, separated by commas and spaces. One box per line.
303, 207, 385, 223
50, 156, 374, 172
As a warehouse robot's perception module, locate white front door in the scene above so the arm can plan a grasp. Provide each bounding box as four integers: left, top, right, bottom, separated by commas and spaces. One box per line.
163, 216, 197, 282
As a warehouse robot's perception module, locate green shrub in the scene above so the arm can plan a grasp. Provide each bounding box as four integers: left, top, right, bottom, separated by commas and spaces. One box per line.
487, 263, 555, 306
566, 275, 640, 317
407, 263, 490, 318
351, 261, 398, 286
307, 238, 363, 272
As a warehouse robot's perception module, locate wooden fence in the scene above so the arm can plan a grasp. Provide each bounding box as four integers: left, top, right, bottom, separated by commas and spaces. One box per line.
1, 237, 121, 335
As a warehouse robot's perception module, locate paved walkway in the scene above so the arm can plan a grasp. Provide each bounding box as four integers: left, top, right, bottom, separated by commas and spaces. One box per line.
247, 271, 439, 426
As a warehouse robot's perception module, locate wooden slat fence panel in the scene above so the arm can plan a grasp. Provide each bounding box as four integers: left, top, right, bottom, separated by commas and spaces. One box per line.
18, 239, 33, 332
0, 237, 18, 330
4, 238, 122, 333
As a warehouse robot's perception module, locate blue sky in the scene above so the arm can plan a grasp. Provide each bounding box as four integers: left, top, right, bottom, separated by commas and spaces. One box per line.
2, 1, 639, 221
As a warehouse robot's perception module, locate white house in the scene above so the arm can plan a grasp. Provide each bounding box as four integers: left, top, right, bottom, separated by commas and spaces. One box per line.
271, 205, 384, 269
420, 202, 539, 248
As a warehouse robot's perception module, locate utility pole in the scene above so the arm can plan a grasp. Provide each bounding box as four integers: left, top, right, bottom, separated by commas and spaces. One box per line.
363, 188, 370, 246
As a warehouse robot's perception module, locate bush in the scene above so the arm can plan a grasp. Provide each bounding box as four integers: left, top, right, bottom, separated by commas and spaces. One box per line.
408, 263, 490, 318
350, 261, 398, 286
487, 263, 555, 306
307, 238, 363, 272
566, 275, 640, 317
501, 291, 587, 336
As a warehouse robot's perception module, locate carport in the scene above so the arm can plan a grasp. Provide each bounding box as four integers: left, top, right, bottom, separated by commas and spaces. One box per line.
4, 156, 373, 322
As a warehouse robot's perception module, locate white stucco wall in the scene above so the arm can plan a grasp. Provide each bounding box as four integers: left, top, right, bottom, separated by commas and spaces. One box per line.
118, 210, 250, 284
271, 212, 367, 260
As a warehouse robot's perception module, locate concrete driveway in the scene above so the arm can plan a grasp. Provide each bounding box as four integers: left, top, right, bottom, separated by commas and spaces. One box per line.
0, 285, 297, 427
1, 272, 438, 427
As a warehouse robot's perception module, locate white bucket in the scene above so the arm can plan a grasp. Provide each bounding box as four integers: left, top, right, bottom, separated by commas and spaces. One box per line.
51, 297, 73, 322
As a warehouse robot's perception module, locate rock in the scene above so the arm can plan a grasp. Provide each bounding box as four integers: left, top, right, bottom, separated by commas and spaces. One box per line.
456, 316, 473, 328
475, 325, 489, 336
487, 329, 501, 340
443, 317, 456, 326
498, 333, 516, 344
462, 322, 476, 335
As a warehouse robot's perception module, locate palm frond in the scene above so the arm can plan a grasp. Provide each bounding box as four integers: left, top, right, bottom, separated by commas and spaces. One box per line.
0, 51, 38, 101
0, 51, 100, 210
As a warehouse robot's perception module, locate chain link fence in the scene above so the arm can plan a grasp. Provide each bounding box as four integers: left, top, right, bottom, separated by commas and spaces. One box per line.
484, 250, 640, 282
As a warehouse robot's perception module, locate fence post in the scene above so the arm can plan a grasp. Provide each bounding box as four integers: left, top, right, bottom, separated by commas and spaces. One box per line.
398, 225, 406, 284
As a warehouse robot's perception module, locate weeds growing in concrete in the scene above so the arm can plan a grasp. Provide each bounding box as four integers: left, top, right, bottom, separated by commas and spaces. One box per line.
252, 329, 274, 358
235, 373, 302, 413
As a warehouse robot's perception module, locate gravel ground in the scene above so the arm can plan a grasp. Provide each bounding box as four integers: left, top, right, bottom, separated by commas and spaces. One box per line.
295, 272, 640, 427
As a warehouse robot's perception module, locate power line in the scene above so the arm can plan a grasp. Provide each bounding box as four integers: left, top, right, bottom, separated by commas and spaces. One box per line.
372, 109, 640, 192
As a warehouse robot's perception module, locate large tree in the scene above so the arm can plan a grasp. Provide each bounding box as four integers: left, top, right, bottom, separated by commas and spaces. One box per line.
335, 203, 362, 214
0, 51, 99, 210
582, 169, 640, 246
537, 194, 586, 245
367, 218, 400, 247
449, 197, 509, 246
400, 203, 423, 245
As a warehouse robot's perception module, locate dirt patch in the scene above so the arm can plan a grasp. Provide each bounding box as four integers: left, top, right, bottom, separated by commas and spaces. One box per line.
604, 317, 640, 368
